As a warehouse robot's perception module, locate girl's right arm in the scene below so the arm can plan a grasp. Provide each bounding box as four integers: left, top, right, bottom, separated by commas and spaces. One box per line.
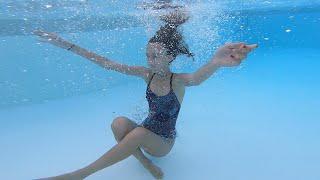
33, 30, 150, 79
67, 43, 150, 78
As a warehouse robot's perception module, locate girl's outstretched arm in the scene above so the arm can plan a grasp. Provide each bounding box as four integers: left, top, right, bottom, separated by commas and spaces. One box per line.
33, 30, 149, 78
177, 42, 258, 86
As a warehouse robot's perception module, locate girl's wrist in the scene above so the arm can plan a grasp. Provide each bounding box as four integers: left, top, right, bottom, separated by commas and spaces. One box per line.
67, 44, 75, 50
62, 40, 75, 50
211, 58, 223, 68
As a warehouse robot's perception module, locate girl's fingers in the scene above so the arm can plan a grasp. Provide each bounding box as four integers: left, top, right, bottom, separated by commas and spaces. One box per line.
230, 53, 241, 60
230, 52, 247, 60
230, 43, 258, 52
34, 31, 47, 37
227, 42, 246, 49
239, 53, 247, 60
238, 44, 254, 53
240, 47, 251, 53
247, 44, 258, 50
233, 48, 250, 54
229, 43, 257, 65
33, 30, 56, 39
234, 54, 242, 60
33, 30, 43, 36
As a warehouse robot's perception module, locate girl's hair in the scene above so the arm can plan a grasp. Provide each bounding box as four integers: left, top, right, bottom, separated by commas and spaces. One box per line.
148, 12, 194, 63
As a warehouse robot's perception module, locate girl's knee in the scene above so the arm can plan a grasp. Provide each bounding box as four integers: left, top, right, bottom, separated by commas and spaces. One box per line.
111, 116, 129, 130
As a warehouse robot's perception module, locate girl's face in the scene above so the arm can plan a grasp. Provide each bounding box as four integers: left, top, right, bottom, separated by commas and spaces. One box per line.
146, 42, 174, 72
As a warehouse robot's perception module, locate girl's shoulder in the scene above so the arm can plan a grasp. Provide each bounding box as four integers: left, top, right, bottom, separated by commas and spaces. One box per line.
142, 68, 153, 84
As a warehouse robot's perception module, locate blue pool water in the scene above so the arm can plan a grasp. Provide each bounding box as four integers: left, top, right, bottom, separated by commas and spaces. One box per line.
1, 1, 320, 180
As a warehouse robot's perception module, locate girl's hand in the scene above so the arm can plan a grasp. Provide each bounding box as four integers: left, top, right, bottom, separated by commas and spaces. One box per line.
213, 42, 258, 67
33, 30, 74, 50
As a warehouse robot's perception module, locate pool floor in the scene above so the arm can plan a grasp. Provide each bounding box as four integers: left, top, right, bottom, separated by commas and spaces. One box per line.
1, 48, 319, 180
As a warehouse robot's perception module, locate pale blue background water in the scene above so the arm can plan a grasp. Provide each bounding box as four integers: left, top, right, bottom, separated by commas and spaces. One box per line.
0, 0, 320, 180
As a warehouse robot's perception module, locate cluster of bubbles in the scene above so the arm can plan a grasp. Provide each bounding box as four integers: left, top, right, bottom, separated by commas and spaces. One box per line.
126, 95, 149, 124
1, 0, 262, 108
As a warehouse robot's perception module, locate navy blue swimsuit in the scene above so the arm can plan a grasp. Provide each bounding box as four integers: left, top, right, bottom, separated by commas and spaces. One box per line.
140, 73, 181, 139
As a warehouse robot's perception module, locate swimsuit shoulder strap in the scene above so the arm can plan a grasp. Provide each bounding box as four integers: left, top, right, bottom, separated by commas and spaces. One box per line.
147, 73, 155, 87
170, 73, 174, 90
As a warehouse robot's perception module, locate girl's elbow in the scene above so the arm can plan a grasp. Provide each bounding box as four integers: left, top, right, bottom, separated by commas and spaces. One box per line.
189, 80, 202, 86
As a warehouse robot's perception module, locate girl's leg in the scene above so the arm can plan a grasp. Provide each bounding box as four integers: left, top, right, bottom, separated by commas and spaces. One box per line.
71, 124, 173, 179
111, 117, 151, 165
111, 117, 164, 178
36, 117, 173, 180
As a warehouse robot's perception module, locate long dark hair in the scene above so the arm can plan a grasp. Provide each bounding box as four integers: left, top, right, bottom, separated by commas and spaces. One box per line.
148, 12, 194, 63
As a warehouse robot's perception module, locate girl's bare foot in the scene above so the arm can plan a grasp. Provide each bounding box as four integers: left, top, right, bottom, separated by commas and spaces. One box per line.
142, 160, 164, 179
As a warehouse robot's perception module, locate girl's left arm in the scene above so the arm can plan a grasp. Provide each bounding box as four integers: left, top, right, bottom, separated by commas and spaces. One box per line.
177, 42, 258, 86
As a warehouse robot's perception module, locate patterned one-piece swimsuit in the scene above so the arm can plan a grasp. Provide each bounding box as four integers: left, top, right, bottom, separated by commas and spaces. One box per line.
140, 73, 181, 139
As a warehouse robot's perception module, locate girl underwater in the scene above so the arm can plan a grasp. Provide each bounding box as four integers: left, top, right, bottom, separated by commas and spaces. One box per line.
34, 9, 258, 180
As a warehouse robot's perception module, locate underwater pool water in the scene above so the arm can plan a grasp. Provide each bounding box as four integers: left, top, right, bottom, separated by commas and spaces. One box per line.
1, 1, 320, 180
